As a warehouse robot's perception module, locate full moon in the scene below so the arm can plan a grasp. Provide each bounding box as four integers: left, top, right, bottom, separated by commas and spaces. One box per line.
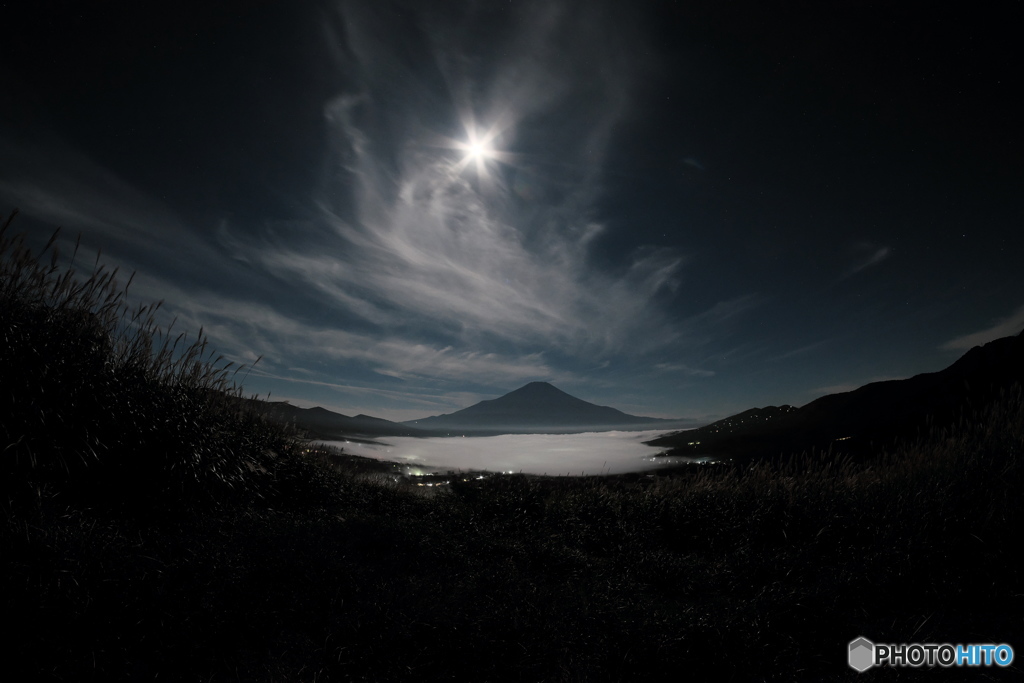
469, 142, 486, 159
453, 126, 502, 177
465, 138, 492, 161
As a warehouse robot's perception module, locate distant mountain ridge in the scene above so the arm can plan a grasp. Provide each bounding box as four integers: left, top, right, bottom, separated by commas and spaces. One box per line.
245, 400, 429, 440
403, 381, 683, 434
252, 330, 1023, 447
648, 328, 1024, 461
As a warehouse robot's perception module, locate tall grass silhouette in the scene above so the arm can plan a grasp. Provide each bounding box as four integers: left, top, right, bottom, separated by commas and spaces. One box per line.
0, 209, 292, 511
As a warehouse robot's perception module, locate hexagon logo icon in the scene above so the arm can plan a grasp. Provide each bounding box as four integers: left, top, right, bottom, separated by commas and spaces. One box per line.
849, 637, 875, 672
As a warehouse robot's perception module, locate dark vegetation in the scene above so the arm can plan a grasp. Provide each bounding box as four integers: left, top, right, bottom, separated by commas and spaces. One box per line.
3, 210, 1023, 681
0, 210, 293, 515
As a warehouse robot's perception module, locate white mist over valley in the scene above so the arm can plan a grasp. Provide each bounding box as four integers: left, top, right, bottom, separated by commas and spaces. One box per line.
320, 430, 706, 476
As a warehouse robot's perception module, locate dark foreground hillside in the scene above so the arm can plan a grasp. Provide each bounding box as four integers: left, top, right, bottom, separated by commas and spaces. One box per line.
3, 214, 1023, 681
4, 393, 1024, 681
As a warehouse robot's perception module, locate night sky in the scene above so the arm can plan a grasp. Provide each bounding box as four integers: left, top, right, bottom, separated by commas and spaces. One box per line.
2, 1, 1021, 423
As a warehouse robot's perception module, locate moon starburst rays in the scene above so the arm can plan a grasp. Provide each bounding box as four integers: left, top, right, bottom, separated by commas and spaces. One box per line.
441, 121, 514, 182
457, 129, 498, 177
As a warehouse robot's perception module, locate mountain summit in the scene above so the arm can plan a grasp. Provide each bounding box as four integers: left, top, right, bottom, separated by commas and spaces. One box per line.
403, 381, 676, 434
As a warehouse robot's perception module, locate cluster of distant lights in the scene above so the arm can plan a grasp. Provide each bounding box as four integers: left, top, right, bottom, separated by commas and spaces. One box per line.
304, 447, 728, 483
411, 473, 491, 488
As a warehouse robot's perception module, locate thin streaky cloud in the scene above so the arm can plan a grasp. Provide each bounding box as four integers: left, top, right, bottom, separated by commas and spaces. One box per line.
0, 133, 212, 261
151, 290, 562, 386
841, 245, 892, 280
246, 369, 473, 412
770, 340, 829, 362
654, 363, 715, 377
941, 305, 1024, 350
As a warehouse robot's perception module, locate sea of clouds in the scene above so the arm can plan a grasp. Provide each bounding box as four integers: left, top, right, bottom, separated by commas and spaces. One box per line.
320, 429, 704, 476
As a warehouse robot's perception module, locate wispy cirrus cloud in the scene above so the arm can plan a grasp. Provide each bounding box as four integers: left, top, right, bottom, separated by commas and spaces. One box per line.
941, 305, 1024, 350
243, 371, 493, 422
0, 0, 748, 420
770, 340, 828, 362
211, 0, 685, 363
841, 243, 892, 280
653, 362, 715, 377
147, 285, 561, 387
0, 133, 205, 258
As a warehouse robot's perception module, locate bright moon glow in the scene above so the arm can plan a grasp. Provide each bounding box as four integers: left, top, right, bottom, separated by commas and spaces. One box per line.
468, 140, 490, 160
453, 126, 503, 179
462, 133, 494, 162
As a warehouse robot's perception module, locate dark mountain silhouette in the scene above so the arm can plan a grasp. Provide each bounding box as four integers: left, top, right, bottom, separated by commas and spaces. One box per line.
245, 400, 429, 440
402, 381, 683, 434
648, 328, 1024, 461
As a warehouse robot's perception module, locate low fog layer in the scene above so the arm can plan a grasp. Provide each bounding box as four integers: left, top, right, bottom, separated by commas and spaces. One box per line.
321, 430, 702, 476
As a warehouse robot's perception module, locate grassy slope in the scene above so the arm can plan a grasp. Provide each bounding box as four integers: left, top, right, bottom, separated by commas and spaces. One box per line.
3, 212, 1023, 681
